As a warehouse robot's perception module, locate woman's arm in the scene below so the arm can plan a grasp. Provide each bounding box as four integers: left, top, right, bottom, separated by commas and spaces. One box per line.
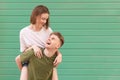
53, 50, 62, 67
24, 45, 43, 58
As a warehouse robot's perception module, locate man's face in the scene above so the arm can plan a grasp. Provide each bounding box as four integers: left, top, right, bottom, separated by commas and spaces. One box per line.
45, 34, 60, 49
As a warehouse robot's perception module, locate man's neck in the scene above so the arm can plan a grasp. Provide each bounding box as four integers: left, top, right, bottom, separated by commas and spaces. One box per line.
44, 48, 57, 57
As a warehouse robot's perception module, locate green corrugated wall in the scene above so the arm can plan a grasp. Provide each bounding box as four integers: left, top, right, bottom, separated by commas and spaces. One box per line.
1, 0, 120, 80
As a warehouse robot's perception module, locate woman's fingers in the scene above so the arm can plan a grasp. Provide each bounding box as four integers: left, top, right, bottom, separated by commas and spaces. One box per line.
35, 50, 43, 58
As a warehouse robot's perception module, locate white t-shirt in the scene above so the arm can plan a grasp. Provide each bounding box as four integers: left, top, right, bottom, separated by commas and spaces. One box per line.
20, 25, 53, 52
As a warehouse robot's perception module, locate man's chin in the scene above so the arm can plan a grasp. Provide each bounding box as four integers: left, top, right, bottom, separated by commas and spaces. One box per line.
45, 45, 50, 48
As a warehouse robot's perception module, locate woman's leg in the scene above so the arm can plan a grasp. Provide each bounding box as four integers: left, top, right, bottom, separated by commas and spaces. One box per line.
15, 55, 28, 80
15, 55, 22, 70
52, 68, 58, 80
20, 66, 28, 80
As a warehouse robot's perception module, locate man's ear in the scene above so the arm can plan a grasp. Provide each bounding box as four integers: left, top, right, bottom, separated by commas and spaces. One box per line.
56, 43, 60, 49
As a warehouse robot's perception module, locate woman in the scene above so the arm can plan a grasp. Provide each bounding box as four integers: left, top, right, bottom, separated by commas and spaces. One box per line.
15, 5, 62, 80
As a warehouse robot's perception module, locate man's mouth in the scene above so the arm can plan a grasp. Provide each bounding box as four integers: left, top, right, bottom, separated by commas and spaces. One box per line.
46, 42, 51, 45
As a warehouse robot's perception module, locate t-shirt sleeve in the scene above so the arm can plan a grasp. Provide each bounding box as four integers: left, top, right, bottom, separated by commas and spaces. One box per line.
20, 30, 26, 52
20, 49, 34, 63
48, 27, 53, 33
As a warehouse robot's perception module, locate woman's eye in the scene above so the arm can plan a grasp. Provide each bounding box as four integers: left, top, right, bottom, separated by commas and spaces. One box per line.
41, 18, 47, 20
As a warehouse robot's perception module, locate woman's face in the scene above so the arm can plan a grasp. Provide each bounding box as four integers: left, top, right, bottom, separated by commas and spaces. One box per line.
36, 13, 49, 26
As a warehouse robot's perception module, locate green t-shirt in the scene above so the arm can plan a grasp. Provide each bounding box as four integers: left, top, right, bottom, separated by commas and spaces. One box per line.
20, 49, 57, 80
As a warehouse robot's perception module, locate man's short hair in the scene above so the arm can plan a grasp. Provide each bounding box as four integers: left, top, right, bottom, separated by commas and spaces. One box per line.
50, 32, 64, 47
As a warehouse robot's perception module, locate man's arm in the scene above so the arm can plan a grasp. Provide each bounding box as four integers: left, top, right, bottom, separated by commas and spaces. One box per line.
15, 49, 34, 71
20, 49, 34, 63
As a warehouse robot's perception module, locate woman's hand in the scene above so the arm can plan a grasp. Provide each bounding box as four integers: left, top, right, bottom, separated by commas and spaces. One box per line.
32, 45, 43, 58
53, 51, 62, 67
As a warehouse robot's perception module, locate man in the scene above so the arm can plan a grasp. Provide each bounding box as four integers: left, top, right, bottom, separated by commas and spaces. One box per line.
15, 32, 64, 80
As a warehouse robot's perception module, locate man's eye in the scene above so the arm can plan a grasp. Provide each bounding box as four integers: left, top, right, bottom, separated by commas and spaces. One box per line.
52, 38, 55, 40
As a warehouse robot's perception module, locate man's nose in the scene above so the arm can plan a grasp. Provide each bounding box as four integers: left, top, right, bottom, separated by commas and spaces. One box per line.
48, 38, 50, 41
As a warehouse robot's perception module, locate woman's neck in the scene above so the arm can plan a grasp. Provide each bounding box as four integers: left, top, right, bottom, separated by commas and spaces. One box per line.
30, 24, 43, 31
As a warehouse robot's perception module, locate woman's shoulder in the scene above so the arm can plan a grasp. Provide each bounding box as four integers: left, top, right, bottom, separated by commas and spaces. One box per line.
43, 27, 53, 33
20, 25, 31, 34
